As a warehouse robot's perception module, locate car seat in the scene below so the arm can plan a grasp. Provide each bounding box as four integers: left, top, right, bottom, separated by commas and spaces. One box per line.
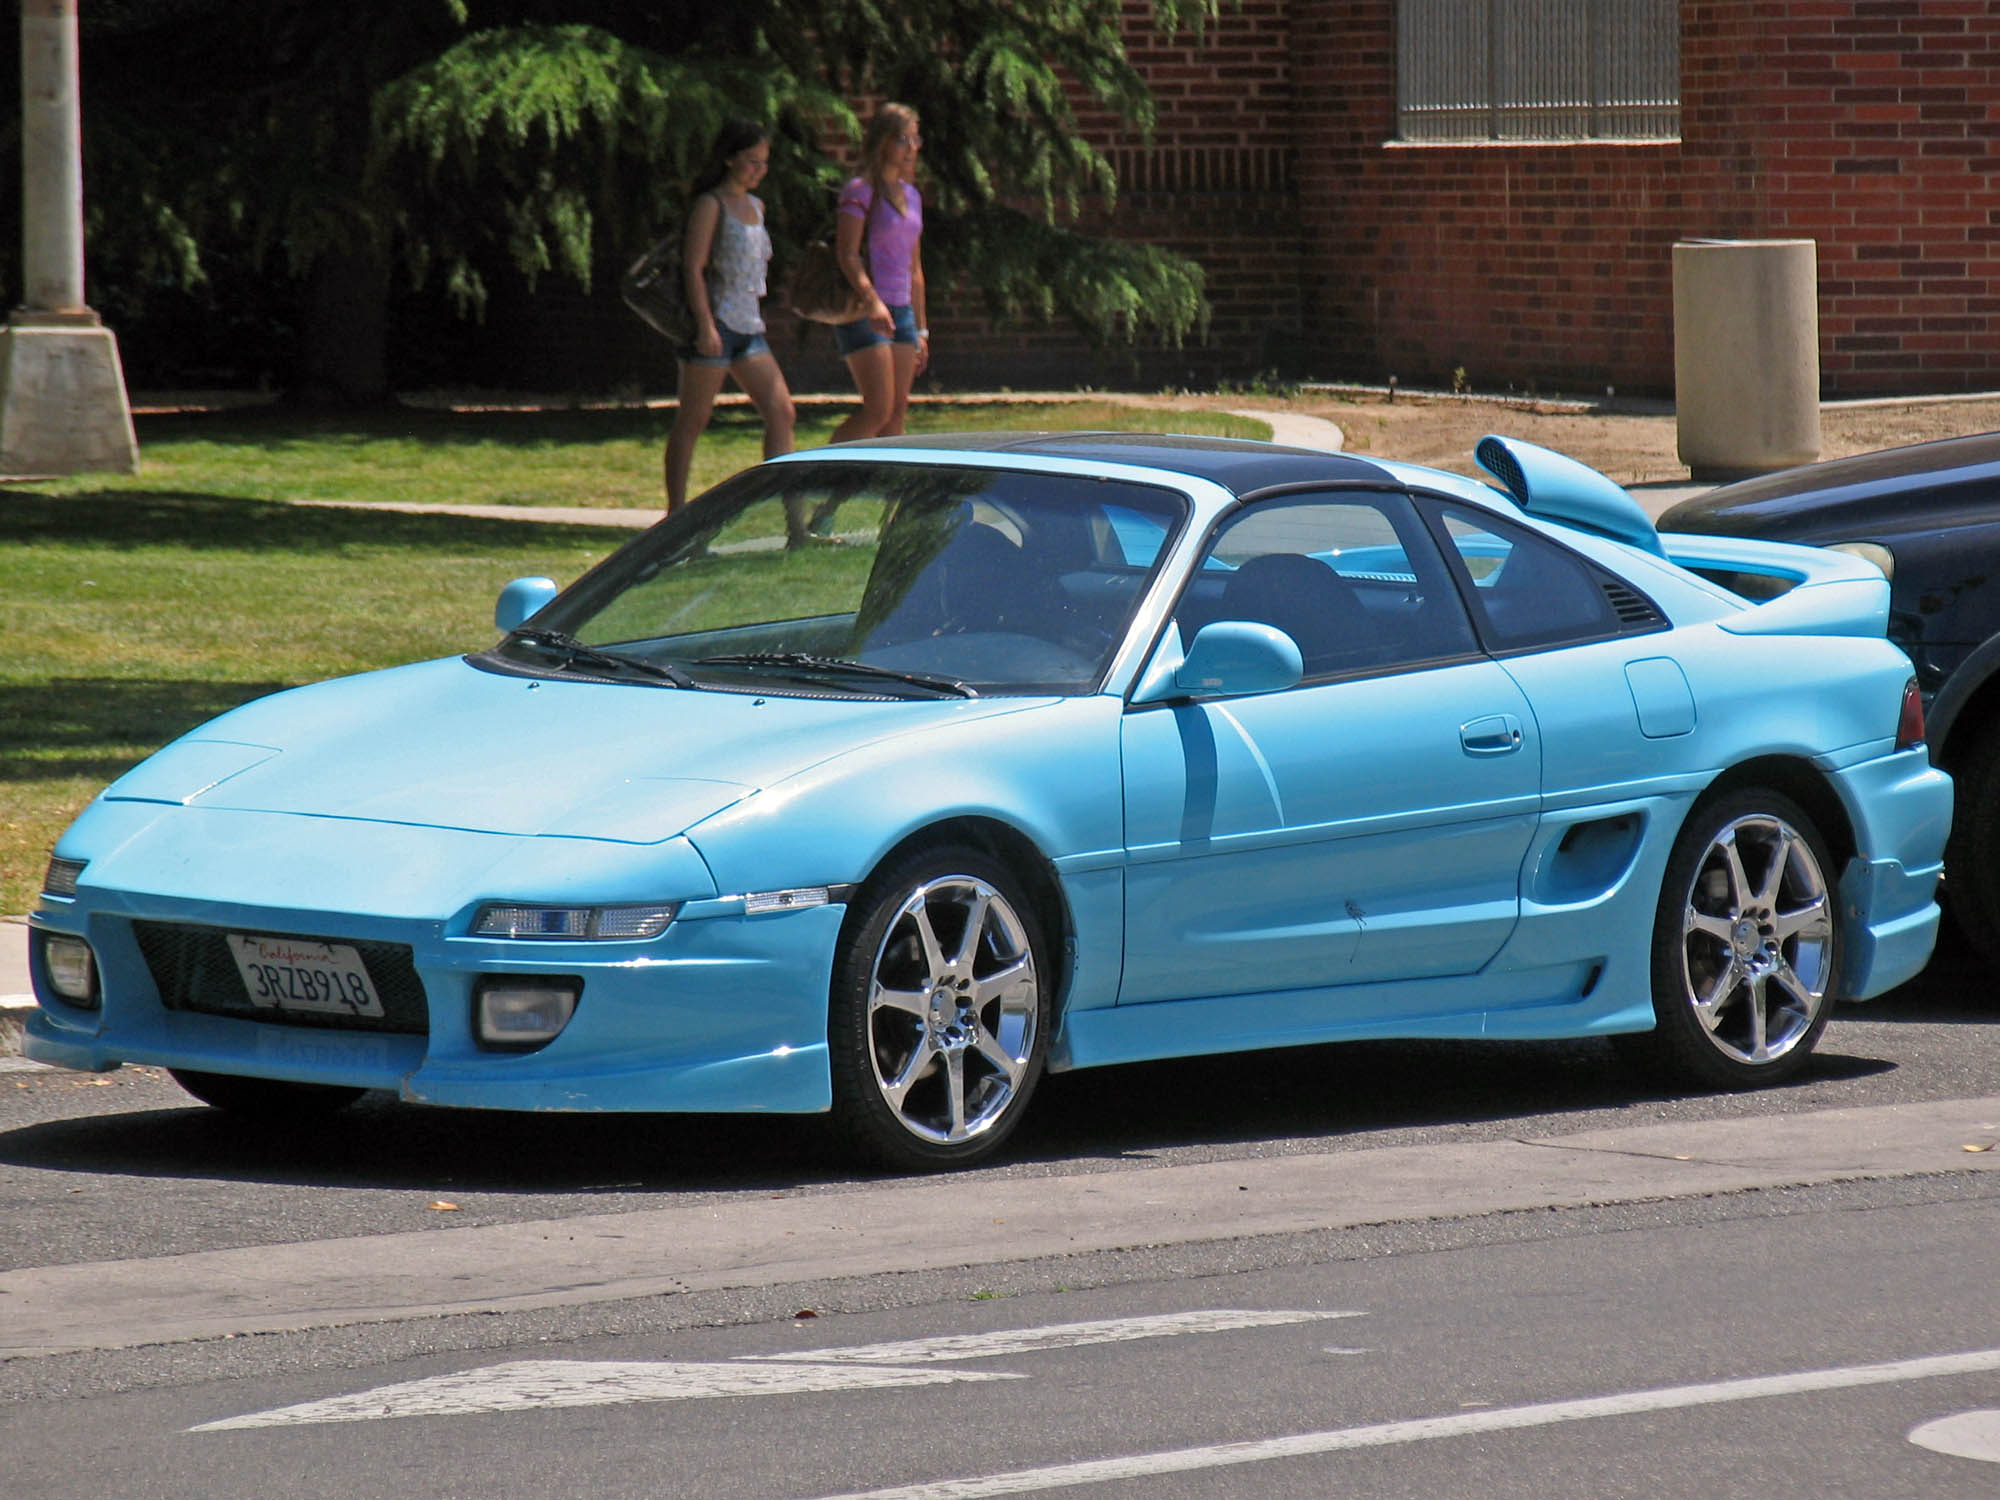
1217, 552, 1382, 675
869, 520, 1064, 643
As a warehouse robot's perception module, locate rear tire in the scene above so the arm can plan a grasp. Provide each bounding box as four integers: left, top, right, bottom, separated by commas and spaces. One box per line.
1628, 788, 1839, 1090
1943, 730, 2000, 969
169, 1068, 367, 1117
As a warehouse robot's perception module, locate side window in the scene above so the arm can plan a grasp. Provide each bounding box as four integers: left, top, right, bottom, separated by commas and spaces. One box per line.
1434, 503, 1658, 652
1175, 493, 1478, 678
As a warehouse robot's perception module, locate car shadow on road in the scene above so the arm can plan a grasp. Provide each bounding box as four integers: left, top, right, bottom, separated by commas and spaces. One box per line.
0, 1030, 1900, 1194
0, 1084, 843, 1194
1009, 1034, 1898, 1164
1839, 921, 1995, 1025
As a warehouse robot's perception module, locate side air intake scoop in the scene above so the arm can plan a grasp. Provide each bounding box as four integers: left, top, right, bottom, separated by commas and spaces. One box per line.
1475, 435, 1666, 557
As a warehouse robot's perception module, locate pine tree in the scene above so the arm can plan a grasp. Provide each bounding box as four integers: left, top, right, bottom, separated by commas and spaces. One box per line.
24, 0, 1217, 403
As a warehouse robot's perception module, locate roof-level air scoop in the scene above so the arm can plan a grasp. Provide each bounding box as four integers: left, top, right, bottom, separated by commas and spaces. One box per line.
1475, 435, 1666, 557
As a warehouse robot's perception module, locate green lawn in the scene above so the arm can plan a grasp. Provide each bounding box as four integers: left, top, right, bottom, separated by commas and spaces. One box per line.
38, 399, 1264, 510
0, 399, 1266, 912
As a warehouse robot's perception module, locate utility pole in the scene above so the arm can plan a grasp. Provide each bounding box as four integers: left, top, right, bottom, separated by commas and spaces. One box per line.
0, 0, 137, 476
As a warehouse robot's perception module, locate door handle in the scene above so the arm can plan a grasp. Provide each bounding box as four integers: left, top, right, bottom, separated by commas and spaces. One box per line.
1460, 713, 1524, 757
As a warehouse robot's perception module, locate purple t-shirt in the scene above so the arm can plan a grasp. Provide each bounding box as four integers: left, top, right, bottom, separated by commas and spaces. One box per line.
839, 177, 922, 307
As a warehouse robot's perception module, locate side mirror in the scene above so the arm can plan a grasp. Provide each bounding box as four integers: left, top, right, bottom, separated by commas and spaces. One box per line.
1130, 620, 1303, 704
494, 576, 560, 632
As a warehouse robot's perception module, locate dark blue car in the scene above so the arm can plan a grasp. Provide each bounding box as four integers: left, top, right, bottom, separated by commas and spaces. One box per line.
1662, 432, 2000, 963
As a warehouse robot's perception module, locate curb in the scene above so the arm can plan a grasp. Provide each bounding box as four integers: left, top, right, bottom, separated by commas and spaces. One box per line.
1, 994, 36, 1061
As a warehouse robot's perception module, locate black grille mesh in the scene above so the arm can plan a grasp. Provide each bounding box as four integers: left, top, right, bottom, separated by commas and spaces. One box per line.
133, 920, 429, 1035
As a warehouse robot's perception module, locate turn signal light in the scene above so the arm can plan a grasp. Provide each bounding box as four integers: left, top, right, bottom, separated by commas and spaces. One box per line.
472, 903, 679, 941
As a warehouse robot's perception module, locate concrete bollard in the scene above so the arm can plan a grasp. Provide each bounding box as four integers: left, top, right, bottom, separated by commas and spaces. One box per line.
1672, 239, 1821, 481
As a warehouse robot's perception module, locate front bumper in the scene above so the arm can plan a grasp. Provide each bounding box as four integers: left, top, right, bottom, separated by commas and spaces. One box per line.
25, 899, 843, 1114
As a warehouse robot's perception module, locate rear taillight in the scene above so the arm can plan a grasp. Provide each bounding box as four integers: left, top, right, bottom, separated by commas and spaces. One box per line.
1896, 678, 1926, 750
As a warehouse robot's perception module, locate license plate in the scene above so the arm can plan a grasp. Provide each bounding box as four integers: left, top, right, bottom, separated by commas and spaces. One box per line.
226, 934, 385, 1019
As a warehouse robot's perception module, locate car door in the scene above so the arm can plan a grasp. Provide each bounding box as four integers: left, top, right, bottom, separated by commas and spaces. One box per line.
1427, 498, 1683, 805
1118, 490, 1542, 1010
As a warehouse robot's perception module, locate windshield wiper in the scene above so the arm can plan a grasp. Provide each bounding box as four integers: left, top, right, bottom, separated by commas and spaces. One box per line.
507, 628, 698, 688
694, 651, 978, 699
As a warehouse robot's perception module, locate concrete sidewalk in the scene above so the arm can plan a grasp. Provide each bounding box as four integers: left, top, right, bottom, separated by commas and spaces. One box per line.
1, 919, 32, 1058
3, 917, 27, 1000
5, 1094, 1996, 1358
0, 916, 30, 1056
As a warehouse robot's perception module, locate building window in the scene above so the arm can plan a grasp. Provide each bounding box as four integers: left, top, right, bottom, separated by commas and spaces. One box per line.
1397, 0, 1680, 143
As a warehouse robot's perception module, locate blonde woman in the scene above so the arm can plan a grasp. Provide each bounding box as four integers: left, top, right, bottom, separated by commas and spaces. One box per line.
829, 104, 928, 442
663, 119, 797, 512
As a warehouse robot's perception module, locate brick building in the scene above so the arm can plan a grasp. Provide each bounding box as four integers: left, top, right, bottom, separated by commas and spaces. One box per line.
1283, 0, 2000, 398
1055, 0, 2000, 399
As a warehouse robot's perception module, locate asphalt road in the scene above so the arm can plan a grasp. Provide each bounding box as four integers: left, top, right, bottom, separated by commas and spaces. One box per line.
3, 927, 1999, 1496
5, 924, 1996, 1278
4, 1157, 1997, 1497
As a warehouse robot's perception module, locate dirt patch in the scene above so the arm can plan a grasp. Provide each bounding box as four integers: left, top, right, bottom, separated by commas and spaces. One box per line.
1206, 390, 2000, 488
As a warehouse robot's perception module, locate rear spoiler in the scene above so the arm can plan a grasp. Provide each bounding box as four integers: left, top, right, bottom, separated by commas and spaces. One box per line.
1471, 436, 1889, 639
1658, 531, 1892, 638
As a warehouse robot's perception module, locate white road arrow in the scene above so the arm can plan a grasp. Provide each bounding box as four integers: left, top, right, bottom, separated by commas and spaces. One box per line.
191, 1358, 1016, 1432
761, 1308, 1366, 1364
191, 1308, 1362, 1432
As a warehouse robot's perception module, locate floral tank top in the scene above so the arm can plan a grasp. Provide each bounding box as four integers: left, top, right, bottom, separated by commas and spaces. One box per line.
706, 196, 771, 335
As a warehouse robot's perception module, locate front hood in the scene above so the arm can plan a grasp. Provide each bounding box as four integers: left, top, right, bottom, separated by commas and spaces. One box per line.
102, 657, 1046, 844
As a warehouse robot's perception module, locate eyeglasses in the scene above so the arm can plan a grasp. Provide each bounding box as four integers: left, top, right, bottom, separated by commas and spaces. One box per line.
896, 133, 922, 149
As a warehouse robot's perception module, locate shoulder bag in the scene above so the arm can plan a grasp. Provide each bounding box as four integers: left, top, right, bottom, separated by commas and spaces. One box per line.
621, 224, 692, 343
786, 185, 876, 325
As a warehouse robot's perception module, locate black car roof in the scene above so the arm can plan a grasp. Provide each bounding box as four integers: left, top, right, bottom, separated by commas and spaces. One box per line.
1664, 429, 2000, 536
1723, 430, 2000, 499
848, 430, 1396, 497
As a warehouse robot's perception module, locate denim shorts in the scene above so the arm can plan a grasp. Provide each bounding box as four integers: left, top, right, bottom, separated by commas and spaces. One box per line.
678, 325, 772, 369
834, 303, 918, 357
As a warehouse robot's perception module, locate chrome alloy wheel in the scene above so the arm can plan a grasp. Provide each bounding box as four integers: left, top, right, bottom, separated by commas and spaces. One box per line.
1675, 812, 1834, 1066
864, 874, 1041, 1146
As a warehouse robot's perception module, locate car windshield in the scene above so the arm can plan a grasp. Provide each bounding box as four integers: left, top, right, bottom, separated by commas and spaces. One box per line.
480, 458, 1189, 696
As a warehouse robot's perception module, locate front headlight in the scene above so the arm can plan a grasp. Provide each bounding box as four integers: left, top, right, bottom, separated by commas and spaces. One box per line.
471, 903, 680, 940
1829, 541, 1896, 581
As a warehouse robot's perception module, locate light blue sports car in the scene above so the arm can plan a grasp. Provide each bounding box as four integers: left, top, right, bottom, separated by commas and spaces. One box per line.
25, 434, 1952, 1168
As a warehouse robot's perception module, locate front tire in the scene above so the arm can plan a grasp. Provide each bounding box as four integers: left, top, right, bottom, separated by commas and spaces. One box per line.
169, 1068, 367, 1118
1634, 788, 1839, 1089
828, 846, 1051, 1170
